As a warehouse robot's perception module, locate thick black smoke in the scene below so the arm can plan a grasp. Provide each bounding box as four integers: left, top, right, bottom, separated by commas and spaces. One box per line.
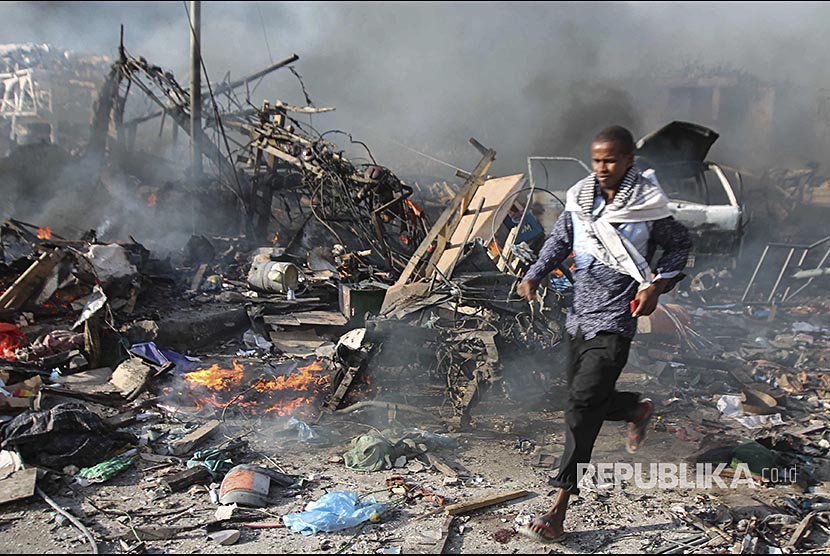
0, 1, 829, 242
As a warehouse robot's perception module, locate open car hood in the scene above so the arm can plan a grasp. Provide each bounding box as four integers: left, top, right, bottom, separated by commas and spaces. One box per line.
636, 121, 719, 164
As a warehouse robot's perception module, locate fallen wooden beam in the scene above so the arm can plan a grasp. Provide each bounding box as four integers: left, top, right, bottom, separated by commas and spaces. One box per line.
159, 466, 210, 492
438, 515, 455, 554
264, 311, 348, 327
436, 173, 526, 278
170, 419, 221, 456
0, 468, 37, 505
425, 453, 458, 479
444, 489, 529, 516
0, 248, 64, 310
392, 141, 496, 289
785, 511, 816, 551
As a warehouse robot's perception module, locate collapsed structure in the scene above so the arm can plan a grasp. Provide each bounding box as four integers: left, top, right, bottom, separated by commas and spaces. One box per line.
0, 39, 828, 555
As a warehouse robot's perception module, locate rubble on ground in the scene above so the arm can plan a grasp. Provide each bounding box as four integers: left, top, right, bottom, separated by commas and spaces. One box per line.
1, 40, 830, 556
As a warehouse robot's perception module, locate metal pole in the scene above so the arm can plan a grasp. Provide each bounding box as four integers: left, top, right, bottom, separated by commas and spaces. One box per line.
768, 247, 795, 304
189, 0, 202, 179
741, 245, 769, 303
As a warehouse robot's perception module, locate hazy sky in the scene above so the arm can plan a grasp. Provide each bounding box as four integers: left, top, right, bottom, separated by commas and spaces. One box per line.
2, 1, 828, 176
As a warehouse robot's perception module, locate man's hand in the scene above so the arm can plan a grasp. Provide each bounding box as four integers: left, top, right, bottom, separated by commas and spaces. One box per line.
517, 278, 539, 301
632, 280, 667, 317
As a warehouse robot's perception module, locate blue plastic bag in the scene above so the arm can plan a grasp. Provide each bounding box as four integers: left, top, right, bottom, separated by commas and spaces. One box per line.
129, 342, 200, 374
283, 491, 385, 535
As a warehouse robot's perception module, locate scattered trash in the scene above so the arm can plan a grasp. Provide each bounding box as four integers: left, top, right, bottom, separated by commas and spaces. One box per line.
717, 395, 785, 429
282, 491, 385, 535
207, 529, 240, 546
76, 449, 138, 485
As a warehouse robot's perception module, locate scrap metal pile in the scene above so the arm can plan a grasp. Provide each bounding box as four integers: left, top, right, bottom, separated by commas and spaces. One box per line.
0, 41, 570, 435
81, 43, 570, 427
2, 40, 830, 555
92, 44, 431, 276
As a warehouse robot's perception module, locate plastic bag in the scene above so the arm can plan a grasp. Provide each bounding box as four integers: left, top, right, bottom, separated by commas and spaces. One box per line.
282, 491, 385, 535
286, 417, 318, 441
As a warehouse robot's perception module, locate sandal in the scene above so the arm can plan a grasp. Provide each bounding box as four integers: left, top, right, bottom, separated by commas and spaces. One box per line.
626, 399, 654, 454
519, 516, 567, 543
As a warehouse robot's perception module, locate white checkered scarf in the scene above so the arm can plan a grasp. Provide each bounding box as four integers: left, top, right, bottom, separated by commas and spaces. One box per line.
565, 167, 672, 290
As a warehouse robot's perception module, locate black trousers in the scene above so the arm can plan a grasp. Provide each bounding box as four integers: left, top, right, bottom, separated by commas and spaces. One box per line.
550, 329, 640, 494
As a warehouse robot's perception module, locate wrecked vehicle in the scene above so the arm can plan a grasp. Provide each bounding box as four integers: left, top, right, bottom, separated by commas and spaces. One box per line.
635, 120, 746, 266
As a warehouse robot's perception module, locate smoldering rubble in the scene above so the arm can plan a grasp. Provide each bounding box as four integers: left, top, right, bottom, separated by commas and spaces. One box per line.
0, 39, 828, 556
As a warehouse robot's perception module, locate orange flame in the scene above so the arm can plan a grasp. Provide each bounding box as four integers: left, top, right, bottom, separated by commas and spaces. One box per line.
179, 359, 329, 418
147, 193, 157, 207
185, 360, 244, 390
37, 227, 52, 240
271, 232, 279, 245
254, 359, 327, 393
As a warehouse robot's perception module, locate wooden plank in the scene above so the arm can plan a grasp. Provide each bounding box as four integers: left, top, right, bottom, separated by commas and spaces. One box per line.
793, 423, 827, 436
438, 515, 455, 554
264, 311, 347, 327
110, 359, 153, 397
170, 419, 220, 456
269, 330, 329, 356
393, 144, 496, 288
0, 248, 64, 310
419, 154, 498, 283
785, 511, 816, 551
435, 173, 526, 277
189, 263, 208, 291
0, 468, 37, 505
159, 466, 210, 492
444, 489, 529, 516
425, 453, 458, 479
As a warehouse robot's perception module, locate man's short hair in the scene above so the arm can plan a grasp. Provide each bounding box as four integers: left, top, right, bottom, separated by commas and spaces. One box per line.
593, 126, 635, 156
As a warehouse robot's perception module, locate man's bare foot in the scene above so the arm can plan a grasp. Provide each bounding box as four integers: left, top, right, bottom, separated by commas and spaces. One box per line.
627, 399, 654, 454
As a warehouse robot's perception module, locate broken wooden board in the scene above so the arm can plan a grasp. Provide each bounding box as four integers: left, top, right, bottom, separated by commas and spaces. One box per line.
264, 311, 347, 327
435, 173, 526, 278
437, 515, 455, 554
379, 282, 431, 316
0, 248, 65, 310
785, 511, 816, 551
189, 263, 209, 291
444, 489, 530, 516
0, 468, 37, 505
160, 466, 211, 492
394, 143, 496, 287
0, 394, 34, 414
269, 329, 331, 357
59, 367, 118, 396
170, 419, 221, 456
110, 358, 153, 397
425, 453, 458, 479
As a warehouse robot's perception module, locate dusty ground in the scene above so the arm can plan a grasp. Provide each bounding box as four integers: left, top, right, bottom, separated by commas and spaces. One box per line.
2, 285, 830, 554
0, 362, 820, 555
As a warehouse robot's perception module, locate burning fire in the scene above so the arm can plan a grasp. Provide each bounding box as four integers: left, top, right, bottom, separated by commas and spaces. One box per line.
185, 360, 244, 390
37, 227, 52, 240
180, 359, 329, 417
253, 359, 329, 416
147, 193, 157, 207
271, 232, 279, 245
